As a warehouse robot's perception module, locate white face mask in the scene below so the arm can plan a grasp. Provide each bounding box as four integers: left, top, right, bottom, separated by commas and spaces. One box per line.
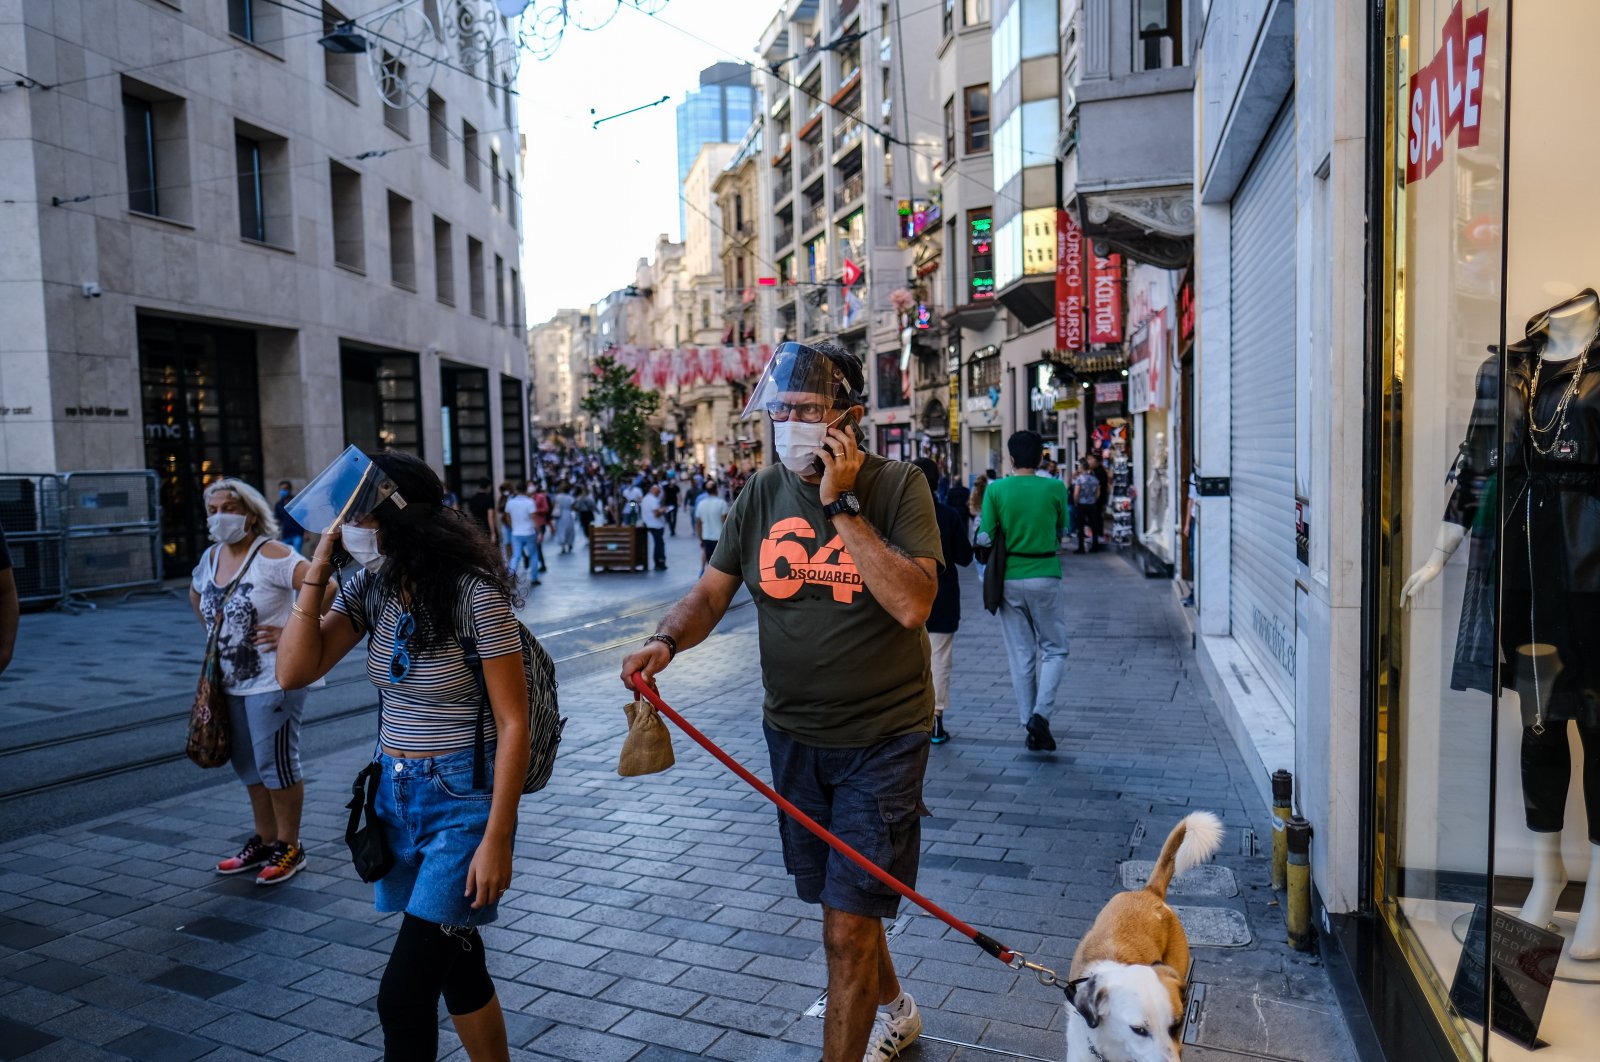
340, 525, 385, 574
207, 512, 249, 545
774, 412, 846, 475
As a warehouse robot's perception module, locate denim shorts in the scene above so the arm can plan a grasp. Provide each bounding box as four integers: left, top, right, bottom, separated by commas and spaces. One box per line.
763, 723, 931, 920
373, 746, 505, 928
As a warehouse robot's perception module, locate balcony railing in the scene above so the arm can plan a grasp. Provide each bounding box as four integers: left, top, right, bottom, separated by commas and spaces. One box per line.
772, 170, 792, 204
802, 200, 827, 233
801, 141, 827, 177
836, 172, 864, 211
832, 115, 863, 155
774, 224, 795, 249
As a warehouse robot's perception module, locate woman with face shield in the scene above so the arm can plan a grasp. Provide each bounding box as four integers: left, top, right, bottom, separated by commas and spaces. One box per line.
276, 449, 531, 1062
189, 478, 333, 886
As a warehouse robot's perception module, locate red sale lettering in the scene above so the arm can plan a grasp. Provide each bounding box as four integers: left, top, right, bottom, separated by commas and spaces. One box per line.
1407, 6, 1488, 181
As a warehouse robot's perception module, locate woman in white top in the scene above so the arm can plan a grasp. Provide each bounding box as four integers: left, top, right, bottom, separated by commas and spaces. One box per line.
189, 478, 331, 886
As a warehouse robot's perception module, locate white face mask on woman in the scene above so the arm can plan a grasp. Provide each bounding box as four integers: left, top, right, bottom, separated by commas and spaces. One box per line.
207, 512, 250, 545
340, 525, 385, 574
773, 412, 847, 475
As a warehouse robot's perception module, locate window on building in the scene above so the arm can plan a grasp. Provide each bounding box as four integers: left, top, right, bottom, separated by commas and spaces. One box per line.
734, 193, 744, 231
122, 80, 190, 222
381, 52, 409, 137
341, 345, 422, 455
387, 191, 415, 291
964, 85, 990, 153
969, 211, 994, 300
467, 236, 485, 317
875, 350, 908, 408
964, 0, 990, 25
494, 254, 506, 324
235, 122, 290, 246
123, 96, 158, 216
967, 348, 1000, 397
462, 121, 480, 189
701, 298, 711, 330
428, 91, 448, 164
943, 0, 954, 37
490, 147, 501, 209
228, 0, 282, 49
1135, 0, 1184, 71
433, 216, 453, 304
330, 161, 364, 271
502, 72, 514, 132
501, 374, 526, 482
943, 97, 956, 164
510, 267, 521, 328
322, 3, 358, 99
506, 171, 517, 230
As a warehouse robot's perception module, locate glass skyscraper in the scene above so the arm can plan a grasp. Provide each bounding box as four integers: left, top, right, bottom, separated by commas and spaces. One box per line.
676, 62, 757, 238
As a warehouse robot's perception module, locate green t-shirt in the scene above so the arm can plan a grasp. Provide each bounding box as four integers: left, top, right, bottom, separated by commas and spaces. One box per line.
709, 453, 944, 747
979, 474, 1069, 579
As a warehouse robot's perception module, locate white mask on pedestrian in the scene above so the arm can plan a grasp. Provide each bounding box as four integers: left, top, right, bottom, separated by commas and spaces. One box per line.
207, 512, 250, 544
774, 412, 846, 475
340, 525, 385, 574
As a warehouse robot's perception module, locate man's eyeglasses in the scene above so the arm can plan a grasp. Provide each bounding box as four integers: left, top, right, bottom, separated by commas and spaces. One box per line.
764, 400, 836, 423
388, 611, 415, 684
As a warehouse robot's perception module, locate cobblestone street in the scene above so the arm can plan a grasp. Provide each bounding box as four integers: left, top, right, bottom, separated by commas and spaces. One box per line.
0, 550, 1357, 1061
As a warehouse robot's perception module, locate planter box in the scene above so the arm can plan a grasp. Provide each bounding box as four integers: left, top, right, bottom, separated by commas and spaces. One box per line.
589, 524, 648, 572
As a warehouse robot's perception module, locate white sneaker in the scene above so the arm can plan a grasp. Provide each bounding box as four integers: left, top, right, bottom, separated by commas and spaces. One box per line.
863, 995, 922, 1060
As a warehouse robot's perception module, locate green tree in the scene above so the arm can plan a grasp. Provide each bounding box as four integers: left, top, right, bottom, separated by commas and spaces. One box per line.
580, 353, 660, 505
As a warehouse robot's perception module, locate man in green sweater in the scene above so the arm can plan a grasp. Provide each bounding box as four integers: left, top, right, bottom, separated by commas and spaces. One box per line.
978, 430, 1071, 750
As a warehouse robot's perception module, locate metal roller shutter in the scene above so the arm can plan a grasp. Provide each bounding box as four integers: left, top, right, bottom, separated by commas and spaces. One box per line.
1228, 102, 1297, 706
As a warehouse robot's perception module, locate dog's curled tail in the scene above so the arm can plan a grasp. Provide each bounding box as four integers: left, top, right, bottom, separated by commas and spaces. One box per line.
1145, 811, 1225, 899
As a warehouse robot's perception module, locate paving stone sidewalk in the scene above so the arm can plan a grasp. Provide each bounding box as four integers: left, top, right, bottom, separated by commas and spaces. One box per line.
0, 550, 1357, 1061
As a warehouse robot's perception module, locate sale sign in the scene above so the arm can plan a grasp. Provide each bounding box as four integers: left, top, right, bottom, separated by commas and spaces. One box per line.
1088, 253, 1123, 346
1407, 2, 1487, 182
1057, 210, 1084, 351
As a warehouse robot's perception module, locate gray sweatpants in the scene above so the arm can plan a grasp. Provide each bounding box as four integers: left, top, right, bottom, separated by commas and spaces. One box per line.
997, 577, 1071, 724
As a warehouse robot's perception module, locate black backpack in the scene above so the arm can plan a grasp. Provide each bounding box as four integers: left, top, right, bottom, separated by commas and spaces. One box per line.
363, 574, 565, 793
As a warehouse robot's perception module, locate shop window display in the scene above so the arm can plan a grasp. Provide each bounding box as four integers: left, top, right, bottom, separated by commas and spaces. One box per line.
1377, 2, 1600, 1058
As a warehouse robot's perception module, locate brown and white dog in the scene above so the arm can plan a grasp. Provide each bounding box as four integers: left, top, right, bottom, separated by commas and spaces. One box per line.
1064, 811, 1225, 1062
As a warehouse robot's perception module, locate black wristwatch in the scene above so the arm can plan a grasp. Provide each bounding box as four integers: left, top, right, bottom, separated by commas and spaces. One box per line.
823, 492, 862, 519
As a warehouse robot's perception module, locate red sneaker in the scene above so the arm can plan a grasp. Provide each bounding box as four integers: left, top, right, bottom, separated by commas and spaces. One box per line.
254, 842, 307, 886
216, 835, 271, 875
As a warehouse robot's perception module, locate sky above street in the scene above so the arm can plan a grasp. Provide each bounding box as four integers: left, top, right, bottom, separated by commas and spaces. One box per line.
516, 1, 775, 325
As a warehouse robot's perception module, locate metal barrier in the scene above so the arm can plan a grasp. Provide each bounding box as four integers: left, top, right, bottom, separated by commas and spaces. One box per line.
61, 470, 167, 606
0, 474, 67, 605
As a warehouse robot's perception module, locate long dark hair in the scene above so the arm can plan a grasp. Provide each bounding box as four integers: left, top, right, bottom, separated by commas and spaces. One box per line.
366, 450, 516, 649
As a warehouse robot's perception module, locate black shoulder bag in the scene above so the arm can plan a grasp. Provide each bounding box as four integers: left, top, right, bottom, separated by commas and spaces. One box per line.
346, 579, 396, 883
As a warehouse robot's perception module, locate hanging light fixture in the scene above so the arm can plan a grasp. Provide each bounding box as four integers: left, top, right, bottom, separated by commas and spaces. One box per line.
318, 20, 369, 54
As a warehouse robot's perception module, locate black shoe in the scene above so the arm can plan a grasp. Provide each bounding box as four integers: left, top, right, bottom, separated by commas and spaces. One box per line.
539, 563, 549, 572
1073, 548, 1086, 555
1025, 713, 1056, 751
931, 716, 950, 745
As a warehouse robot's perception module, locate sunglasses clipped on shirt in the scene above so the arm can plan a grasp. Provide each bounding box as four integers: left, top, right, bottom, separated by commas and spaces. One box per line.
388, 611, 415, 684
764, 400, 845, 423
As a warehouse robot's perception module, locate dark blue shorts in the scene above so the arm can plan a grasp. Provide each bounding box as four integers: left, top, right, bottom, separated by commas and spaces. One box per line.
763, 723, 931, 920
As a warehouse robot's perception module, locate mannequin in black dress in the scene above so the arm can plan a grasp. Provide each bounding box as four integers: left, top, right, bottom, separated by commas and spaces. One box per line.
1402, 290, 1600, 957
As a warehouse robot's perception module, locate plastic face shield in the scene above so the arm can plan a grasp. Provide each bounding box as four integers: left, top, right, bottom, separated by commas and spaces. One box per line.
284, 446, 403, 533
740, 342, 856, 421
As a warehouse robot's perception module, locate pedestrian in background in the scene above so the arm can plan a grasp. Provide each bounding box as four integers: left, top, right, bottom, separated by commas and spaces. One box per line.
1088, 451, 1111, 549
968, 475, 988, 580
466, 478, 497, 548
192, 478, 329, 885
1071, 459, 1103, 554
640, 482, 668, 570
503, 483, 540, 586
662, 476, 681, 536
573, 486, 597, 541
277, 450, 529, 1062
913, 458, 972, 745
979, 431, 1071, 751
530, 484, 551, 574
274, 481, 306, 555
692, 482, 729, 576
0, 524, 17, 676
496, 480, 515, 567
622, 340, 942, 1062
551, 481, 578, 554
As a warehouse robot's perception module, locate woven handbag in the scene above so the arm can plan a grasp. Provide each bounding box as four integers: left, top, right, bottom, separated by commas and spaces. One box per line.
185, 540, 266, 768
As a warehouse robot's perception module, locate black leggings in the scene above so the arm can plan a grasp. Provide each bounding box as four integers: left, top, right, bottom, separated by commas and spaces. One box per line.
377, 914, 496, 1061
1522, 721, 1600, 843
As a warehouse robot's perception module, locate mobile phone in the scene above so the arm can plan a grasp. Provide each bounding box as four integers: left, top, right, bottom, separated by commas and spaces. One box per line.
810, 413, 859, 476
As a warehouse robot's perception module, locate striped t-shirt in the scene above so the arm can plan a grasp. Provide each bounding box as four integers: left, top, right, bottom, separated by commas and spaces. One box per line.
333, 570, 522, 754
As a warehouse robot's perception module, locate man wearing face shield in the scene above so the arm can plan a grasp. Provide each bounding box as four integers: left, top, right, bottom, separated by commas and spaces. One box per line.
621, 341, 944, 1062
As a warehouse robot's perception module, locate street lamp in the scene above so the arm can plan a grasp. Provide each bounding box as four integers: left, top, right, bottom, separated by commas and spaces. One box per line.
317, 21, 369, 53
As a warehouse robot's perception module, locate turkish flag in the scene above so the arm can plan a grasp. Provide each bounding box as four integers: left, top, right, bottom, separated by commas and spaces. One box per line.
842, 258, 862, 288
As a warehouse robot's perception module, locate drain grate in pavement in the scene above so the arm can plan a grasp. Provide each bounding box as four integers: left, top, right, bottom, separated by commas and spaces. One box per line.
1184, 981, 1351, 1060
1119, 861, 1240, 897
1173, 905, 1253, 947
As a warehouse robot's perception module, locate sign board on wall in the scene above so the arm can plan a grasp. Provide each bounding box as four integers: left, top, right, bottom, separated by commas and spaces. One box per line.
1057, 211, 1084, 351
1094, 382, 1124, 406
1407, 3, 1488, 182
1089, 253, 1124, 345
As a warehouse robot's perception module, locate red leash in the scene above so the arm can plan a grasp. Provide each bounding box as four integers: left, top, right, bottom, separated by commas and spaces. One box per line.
630, 675, 1060, 980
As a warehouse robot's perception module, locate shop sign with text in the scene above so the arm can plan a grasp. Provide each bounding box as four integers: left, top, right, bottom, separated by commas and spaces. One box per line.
1089, 253, 1123, 345
1407, 2, 1488, 183
1056, 211, 1084, 351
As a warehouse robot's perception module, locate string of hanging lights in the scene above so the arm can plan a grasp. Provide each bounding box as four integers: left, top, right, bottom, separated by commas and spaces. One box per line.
318, 0, 675, 108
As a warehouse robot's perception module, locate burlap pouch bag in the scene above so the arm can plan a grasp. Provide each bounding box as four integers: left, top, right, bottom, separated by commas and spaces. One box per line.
618, 698, 675, 776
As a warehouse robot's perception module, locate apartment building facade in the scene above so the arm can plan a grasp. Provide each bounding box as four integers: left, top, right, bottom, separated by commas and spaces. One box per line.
527, 307, 592, 441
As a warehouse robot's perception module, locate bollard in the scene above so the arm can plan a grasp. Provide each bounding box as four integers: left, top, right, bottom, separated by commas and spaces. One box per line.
1270, 769, 1293, 890
1286, 815, 1314, 952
